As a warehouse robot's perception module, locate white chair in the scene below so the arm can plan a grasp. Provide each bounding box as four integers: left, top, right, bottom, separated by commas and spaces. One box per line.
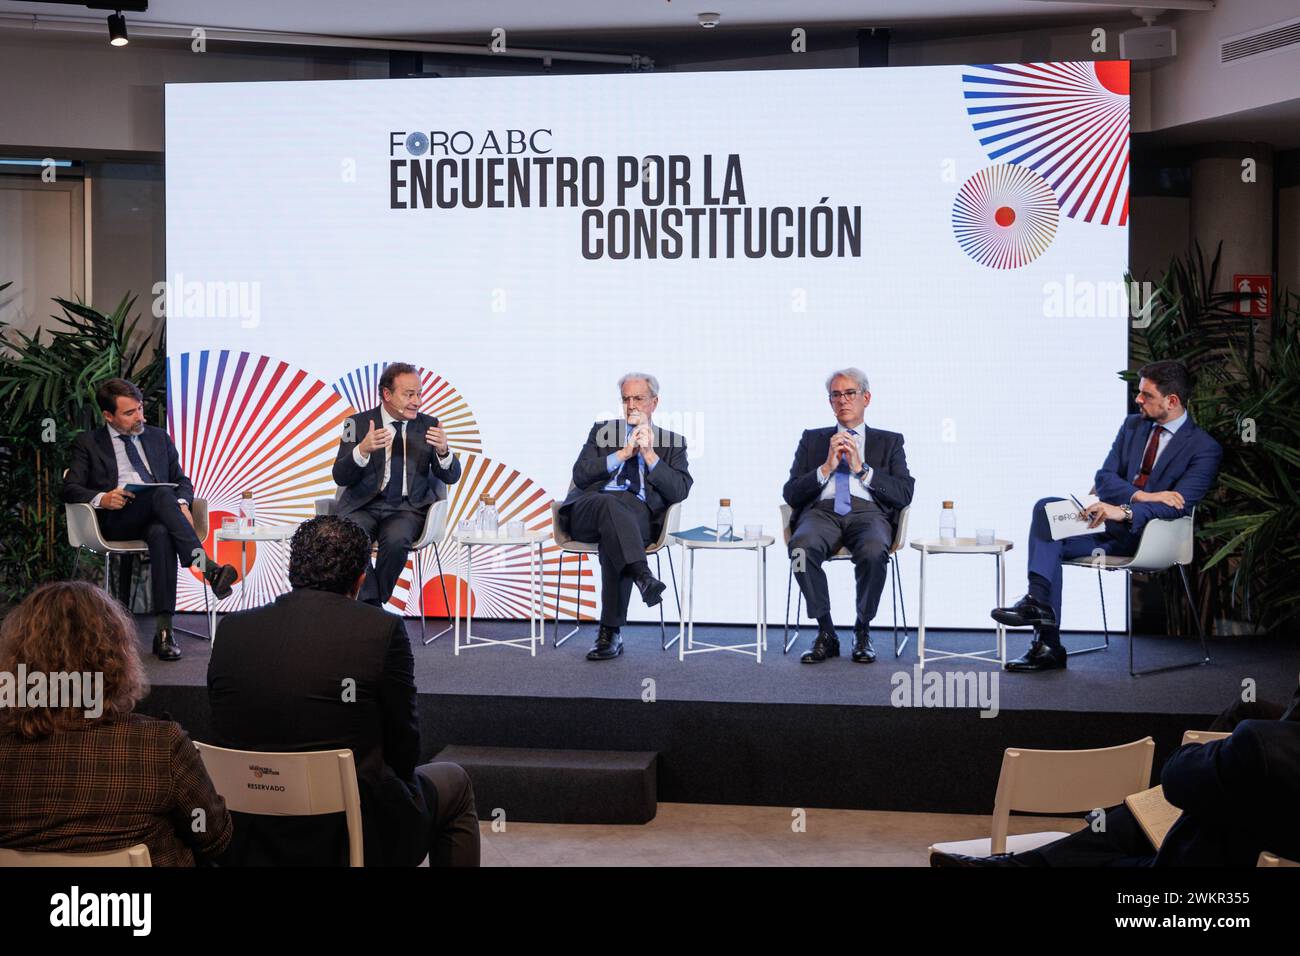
781, 503, 911, 657
65, 478, 213, 639
549, 487, 682, 651
1258, 851, 1300, 867
929, 737, 1155, 859
315, 491, 452, 646
0, 843, 151, 867
1181, 729, 1230, 745
195, 742, 364, 867
1062, 508, 1209, 676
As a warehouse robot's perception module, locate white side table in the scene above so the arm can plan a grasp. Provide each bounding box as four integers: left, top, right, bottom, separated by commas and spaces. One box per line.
670, 533, 774, 664
209, 523, 299, 641
909, 537, 1014, 669
453, 529, 549, 656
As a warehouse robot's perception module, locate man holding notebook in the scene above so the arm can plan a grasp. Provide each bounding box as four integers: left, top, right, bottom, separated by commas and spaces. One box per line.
991, 361, 1222, 673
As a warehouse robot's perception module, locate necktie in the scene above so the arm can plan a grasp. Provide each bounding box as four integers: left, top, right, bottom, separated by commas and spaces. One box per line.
385, 421, 405, 503
118, 434, 156, 484
834, 429, 857, 516
1133, 424, 1163, 490
619, 423, 642, 498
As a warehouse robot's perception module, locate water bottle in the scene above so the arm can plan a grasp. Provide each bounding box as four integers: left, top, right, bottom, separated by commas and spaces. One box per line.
939, 500, 956, 541
716, 498, 733, 542
239, 491, 256, 531
478, 493, 499, 536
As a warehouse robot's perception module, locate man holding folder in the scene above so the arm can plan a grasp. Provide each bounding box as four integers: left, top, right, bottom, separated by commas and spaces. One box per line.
992, 361, 1222, 673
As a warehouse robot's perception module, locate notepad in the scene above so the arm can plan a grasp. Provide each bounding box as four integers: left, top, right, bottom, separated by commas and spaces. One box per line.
1124, 785, 1183, 851
1044, 495, 1101, 540
674, 526, 741, 543
124, 482, 179, 493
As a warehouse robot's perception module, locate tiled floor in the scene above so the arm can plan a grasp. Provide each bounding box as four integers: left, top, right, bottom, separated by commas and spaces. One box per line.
478, 803, 1084, 866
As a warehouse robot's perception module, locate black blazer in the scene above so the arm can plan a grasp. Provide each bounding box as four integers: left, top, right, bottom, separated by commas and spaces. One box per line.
559, 419, 692, 538
206, 588, 427, 866
62, 424, 195, 505
331, 408, 461, 516
1157, 718, 1300, 866
782, 424, 914, 532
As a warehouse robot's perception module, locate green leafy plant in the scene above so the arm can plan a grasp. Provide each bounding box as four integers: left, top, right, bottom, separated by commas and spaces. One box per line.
0, 291, 165, 606
1126, 243, 1300, 635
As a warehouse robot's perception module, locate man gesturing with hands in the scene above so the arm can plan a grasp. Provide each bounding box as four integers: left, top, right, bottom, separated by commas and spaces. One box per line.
333, 362, 461, 607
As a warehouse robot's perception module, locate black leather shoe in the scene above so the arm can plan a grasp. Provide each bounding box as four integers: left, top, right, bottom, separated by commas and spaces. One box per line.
152, 626, 182, 662
1004, 640, 1066, 673
800, 629, 840, 663
991, 595, 1057, 629
204, 562, 238, 600
635, 573, 666, 608
929, 850, 1034, 868
851, 628, 876, 663
586, 625, 624, 661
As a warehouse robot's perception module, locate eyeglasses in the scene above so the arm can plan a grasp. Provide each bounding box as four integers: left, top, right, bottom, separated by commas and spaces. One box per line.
828, 390, 860, 401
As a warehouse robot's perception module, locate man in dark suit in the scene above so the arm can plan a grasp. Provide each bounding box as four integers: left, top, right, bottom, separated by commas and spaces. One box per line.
931, 685, 1300, 867
207, 515, 479, 867
62, 377, 238, 661
784, 368, 915, 665
332, 362, 462, 606
993, 360, 1223, 673
558, 373, 692, 661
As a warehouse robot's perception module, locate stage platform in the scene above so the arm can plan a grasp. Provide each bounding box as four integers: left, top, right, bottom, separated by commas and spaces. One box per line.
137, 614, 1300, 815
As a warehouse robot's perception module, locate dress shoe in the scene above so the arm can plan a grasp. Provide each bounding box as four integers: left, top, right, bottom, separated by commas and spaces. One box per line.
851, 628, 876, 663
204, 562, 238, 600
800, 629, 840, 663
990, 595, 1057, 629
1004, 640, 1067, 673
635, 573, 666, 608
586, 625, 624, 661
152, 626, 182, 662
929, 850, 1035, 868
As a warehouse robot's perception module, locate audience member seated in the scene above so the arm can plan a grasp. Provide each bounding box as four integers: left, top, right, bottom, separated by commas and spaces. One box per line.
207, 515, 480, 866
0, 582, 232, 865
931, 684, 1300, 867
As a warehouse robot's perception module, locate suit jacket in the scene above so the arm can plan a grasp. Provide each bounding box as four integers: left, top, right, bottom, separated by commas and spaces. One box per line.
0, 714, 232, 867
1093, 413, 1223, 534
331, 408, 461, 516
559, 419, 693, 539
1157, 718, 1300, 866
783, 424, 915, 533
62, 424, 195, 505
207, 588, 427, 866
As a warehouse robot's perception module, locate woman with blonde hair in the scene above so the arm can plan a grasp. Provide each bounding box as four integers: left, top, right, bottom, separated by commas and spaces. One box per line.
0, 581, 232, 865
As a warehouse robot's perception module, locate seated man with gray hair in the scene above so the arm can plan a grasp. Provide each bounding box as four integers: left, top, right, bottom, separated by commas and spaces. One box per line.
558, 373, 693, 661
783, 368, 914, 664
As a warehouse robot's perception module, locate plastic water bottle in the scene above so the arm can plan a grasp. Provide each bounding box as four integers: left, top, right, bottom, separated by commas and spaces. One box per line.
478, 493, 499, 536
239, 491, 256, 531
716, 498, 733, 542
939, 500, 956, 541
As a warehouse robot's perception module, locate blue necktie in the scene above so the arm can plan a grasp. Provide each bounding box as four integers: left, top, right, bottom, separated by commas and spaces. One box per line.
118, 434, 156, 484
619, 423, 642, 498
385, 421, 405, 503
834, 429, 856, 516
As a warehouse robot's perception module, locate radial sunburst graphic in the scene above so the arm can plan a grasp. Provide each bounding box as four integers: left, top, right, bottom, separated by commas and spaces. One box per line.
387, 454, 592, 621
953, 163, 1060, 269
332, 362, 483, 453
962, 61, 1130, 226
168, 350, 352, 611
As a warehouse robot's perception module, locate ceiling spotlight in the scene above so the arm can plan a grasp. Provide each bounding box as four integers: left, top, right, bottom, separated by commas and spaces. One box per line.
697, 12, 720, 29
107, 11, 129, 47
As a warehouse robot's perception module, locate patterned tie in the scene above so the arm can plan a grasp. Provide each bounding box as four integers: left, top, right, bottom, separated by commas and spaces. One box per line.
385, 421, 405, 503
118, 434, 156, 484
1133, 424, 1163, 490
834, 429, 857, 516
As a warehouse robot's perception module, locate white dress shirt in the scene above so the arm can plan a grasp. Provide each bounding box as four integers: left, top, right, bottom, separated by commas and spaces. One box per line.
353, 407, 454, 497
817, 422, 874, 504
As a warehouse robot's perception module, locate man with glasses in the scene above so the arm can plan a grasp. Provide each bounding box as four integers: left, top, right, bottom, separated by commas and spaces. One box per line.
333, 362, 462, 607
783, 368, 914, 665
558, 373, 693, 661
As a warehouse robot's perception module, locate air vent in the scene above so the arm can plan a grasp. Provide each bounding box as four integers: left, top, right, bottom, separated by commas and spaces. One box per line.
1220, 16, 1300, 64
